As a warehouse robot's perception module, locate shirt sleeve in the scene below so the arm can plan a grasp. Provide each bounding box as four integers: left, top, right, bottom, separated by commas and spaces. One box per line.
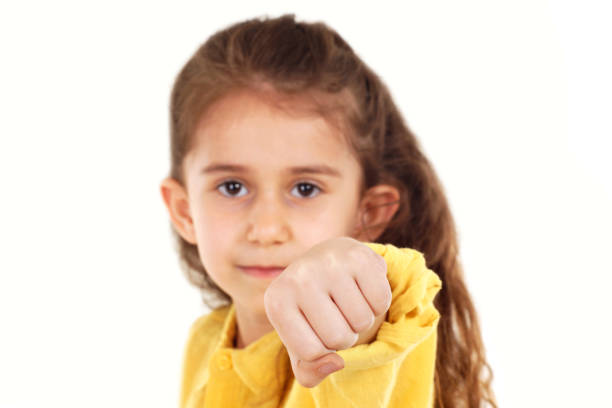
308, 242, 443, 408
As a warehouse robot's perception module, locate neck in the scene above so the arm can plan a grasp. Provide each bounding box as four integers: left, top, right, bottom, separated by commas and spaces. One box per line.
233, 302, 275, 349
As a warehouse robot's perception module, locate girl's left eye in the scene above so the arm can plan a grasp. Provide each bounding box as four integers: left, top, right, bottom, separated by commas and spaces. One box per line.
291, 182, 321, 198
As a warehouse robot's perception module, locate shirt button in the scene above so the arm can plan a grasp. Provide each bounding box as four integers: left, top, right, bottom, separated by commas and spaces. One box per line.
217, 352, 232, 370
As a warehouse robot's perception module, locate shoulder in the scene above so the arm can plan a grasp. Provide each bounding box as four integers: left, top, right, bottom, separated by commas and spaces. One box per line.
184, 305, 232, 350
180, 305, 233, 407
181, 305, 232, 386
185, 305, 231, 356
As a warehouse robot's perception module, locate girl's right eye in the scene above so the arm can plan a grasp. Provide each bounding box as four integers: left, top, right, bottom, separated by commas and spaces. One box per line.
217, 180, 248, 197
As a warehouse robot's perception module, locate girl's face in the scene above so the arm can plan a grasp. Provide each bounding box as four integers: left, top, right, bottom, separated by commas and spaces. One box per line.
181, 89, 365, 315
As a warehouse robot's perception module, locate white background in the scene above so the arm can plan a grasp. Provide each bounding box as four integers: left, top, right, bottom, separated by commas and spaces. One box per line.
1, 1, 610, 407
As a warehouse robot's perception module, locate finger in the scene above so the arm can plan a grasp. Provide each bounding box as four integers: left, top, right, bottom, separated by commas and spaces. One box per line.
298, 290, 358, 351
287, 348, 345, 388
266, 301, 344, 388
265, 300, 333, 363
329, 276, 376, 333
353, 255, 392, 316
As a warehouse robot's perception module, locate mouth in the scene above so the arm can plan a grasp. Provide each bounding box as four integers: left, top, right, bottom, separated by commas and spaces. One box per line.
238, 265, 286, 279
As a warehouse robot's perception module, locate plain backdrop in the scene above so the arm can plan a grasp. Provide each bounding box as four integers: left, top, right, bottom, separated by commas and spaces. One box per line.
1, 1, 611, 407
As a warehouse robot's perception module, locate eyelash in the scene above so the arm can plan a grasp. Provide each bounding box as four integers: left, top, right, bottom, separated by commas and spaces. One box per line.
215, 180, 322, 199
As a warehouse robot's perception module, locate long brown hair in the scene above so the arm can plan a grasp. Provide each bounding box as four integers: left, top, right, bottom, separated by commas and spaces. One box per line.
166, 13, 497, 408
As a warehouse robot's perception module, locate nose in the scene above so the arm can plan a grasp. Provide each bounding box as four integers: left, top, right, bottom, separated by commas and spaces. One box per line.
246, 191, 291, 246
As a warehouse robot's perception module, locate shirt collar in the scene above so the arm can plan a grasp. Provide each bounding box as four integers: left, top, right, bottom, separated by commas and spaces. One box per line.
215, 304, 291, 395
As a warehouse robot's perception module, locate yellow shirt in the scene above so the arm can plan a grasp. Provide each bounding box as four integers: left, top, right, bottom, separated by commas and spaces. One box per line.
180, 242, 443, 408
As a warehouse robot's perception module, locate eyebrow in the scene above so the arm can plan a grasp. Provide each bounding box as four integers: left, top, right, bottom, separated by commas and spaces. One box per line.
201, 163, 342, 178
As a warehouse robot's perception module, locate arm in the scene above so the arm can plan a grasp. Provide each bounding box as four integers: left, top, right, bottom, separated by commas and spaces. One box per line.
264, 237, 393, 388
308, 243, 442, 407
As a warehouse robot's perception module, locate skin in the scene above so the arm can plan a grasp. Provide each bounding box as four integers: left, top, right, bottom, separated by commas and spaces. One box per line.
160, 88, 400, 388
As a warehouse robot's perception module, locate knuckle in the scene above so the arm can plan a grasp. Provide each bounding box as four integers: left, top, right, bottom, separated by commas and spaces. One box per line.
372, 301, 387, 316
369, 280, 393, 316
286, 264, 313, 288
299, 275, 318, 292
364, 248, 386, 272
320, 250, 338, 271
348, 244, 368, 261
300, 343, 326, 362
263, 287, 283, 316
375, 254, 387, 274
295, 373, 317, 388
324, 330, 358, 351
364, 280, 392, 315
367, 295, 388, 316
374, 286, 392, 314
352, 314, 375, 332
384, 284, 392, 306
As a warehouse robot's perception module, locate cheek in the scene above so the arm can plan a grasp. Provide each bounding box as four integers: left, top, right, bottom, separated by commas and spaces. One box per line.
194, 199, 236, 241
192, 206, 236, 268
298, 200, 360, 243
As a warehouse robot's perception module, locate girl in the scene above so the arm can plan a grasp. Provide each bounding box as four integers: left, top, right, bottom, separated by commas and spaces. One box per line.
160, 14, 497, 408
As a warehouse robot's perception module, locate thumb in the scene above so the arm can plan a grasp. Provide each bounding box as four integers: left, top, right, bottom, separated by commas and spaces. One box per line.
289, 351, 345, 388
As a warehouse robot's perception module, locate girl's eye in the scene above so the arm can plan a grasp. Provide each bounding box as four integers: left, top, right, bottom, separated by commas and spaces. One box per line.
291, 182, 321, 198
217, 181, 248, 197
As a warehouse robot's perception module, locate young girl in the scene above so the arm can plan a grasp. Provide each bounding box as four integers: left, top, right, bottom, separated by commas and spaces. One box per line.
160, 14, 497, 408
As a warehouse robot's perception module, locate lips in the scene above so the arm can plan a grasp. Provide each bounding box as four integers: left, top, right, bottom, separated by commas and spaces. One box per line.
238, 265, 286, 279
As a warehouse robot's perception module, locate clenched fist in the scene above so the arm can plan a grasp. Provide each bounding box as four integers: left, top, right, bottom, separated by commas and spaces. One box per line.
263, 237, 392, 388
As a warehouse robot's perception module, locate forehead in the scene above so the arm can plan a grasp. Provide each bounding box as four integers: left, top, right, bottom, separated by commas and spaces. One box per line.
188, 89, 359, 172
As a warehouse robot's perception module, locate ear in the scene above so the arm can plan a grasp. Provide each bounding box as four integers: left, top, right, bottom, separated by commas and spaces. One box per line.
159, 177, 198, 245
352, 184, 401, 242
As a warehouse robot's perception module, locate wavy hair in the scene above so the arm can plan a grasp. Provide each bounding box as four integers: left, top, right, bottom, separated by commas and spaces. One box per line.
166, 13, 497, 408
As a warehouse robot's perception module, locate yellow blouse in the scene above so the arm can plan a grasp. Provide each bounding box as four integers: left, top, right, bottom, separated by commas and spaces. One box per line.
180, 242, 443, 408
